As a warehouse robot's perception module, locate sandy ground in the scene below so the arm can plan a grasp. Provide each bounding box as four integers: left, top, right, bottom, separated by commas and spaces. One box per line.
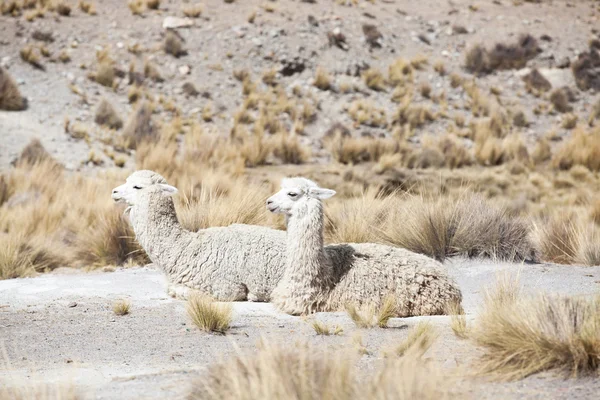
1, 260, 599, 399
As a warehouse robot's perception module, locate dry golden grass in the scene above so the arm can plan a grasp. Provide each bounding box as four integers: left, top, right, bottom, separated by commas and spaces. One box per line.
0, 67, 27, 111
20, 45, 44, 70
447, 300, 469, 339
326, 187, 395, 243
553, 127, 600, 171
391, 322, 437, 357
345, 295, 396, 329
186, 292, 232, 333
271, 133, 310, 164
348, 100, 387, 128
363, 68, 386, 91
562, 113, 578, 130
78, 0, 96, 14
0, 381, 79, 400
533, 213, 600, 266
313, 67, 332, 90
312, 320, 343, 336
178, 179, 273, 232
473, 275, 600, 380
381, 193, 534, 262
0, 235, 35, 280
56, 1, 71, 16
128, 0, 144, 14
112, 299, 131, 315
189, 342, 357, 400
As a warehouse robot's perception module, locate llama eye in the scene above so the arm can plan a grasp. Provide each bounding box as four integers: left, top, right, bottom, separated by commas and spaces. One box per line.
288, 192, 298, 198
133, 185, 142, 190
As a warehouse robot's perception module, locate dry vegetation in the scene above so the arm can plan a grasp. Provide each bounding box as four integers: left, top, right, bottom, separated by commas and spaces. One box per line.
189, 341, 452, 400
112, 299, 130, 315
346, 295, 396, 328
0, 67, 27, 111
473, 275, 600, 380
186, 292, 232, 333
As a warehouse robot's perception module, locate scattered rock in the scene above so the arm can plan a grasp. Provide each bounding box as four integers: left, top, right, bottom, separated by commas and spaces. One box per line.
179, 65, 191, 75
417, 34, 431, 45
346, 61, 370, 77
68, 302, 77, 308
452, 25, 468, 35
324, 122, 351, 139
307, 15, 318, 27
327, 28, 348, 51
162, 16, 195, 29
279, 56, 307, 76
540, 34, 552, 42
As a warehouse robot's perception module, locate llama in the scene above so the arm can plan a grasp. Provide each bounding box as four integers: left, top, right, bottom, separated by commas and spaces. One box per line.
112, 170, 288, 301
266, 177, 462, 316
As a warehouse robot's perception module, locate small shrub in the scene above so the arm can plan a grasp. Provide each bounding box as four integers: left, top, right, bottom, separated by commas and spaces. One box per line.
391, 322, 437, 357
164, 30, 186, 57
146, 0, 160, 10
550, 88, 573, 113
447, 300, 468, 339
312, 320, 343, 336
473, 277, 600, 380
94, 99, 123, 129
313, 67, 332, 90
113, 299, 131, 315
183, 3, 203, 17
362, 68, 386, 91
186, 292, 232, 333
345, 296, 396, 329
271, 133, 310, 165
20, 45, 44, 70
0, 67, 27, 111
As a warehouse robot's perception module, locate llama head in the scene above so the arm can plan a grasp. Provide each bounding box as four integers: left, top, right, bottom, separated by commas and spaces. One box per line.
266, 177, 336, 216
112, 170, 178, 206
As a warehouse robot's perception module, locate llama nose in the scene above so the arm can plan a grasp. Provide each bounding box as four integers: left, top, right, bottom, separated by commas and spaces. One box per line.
112, 189, 118, 194
266, 199, 273, 205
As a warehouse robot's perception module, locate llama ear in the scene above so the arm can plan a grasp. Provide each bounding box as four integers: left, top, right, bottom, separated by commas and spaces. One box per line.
158, 184, 178, 196
309, 187, 336, 200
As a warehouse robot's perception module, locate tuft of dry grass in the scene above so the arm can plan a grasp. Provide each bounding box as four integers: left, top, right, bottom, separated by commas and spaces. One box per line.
94, 99, 123, 130
312, 320, 343, 336
112, 299, 131, 315
271, 133, 310, 164
313, 67, 332, 90
189, 342, 357, 400
381, 193, 534, 262
56, 1, 71, 16
143, 60, 163, 82
186, 292, 232, 333
183, 3, 203, 17
20, 45, 44, 70
164, 30, 186, 57
552, 127, 600, 171
345, 295, 396, 329
447, 300, 468, 339
0, 381, 79, 400
128, 0, 144, 15
465, 34, 540, 75
0, 235, 34, 280
0, 67, 27, 111
473, 276, 600, 380
391, 322, 437, 357
14, 138, 56, 167
78, 1, 96, 14
362, 68, 386, 91
561, 113, 578, 130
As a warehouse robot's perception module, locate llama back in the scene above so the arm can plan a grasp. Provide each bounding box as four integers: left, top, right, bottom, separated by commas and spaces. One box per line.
179, 224, 287, 301
325, 242, 462, 316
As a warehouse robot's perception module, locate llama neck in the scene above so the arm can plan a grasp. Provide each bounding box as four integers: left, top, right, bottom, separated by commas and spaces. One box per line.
285, 200, 332, 283
129, 195, 187, 275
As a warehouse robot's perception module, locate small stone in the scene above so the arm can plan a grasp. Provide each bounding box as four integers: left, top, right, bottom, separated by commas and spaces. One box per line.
441, 50, 450, 57
178, 65, 191, 75
116, 42, 124, 49
68, 302, 77, 308
66, 359, 73, 363
162, 16, 194, 30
